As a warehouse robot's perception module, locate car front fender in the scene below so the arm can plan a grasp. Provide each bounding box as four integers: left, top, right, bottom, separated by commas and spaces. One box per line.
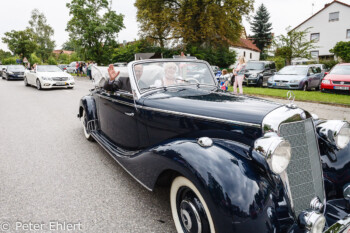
78, 95, 97, 122
132, 138, 292, 232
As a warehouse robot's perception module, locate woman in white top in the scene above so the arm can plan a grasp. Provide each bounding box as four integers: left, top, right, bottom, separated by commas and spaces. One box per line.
233, 57, 246, 94
154, 62, 182, 87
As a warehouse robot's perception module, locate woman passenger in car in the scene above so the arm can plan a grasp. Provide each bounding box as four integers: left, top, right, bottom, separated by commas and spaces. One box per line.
154, 62, 183, 87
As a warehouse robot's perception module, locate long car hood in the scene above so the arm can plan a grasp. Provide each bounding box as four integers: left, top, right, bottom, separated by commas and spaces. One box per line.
37, 72, 71, 78
142, 87, 281, 126
273, 74, 305, 81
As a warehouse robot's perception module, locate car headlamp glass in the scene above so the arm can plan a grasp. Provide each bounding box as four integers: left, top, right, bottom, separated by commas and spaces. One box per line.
317, 121, 350, 150
322, 80, 330, 84
268, 141, 291, 174
42, 77, 52, 81
336, 124, 350, 149
8, 71, 14, 75
255, 134, 292, 174
250, 74, 257, 78
268, 77, 273, 82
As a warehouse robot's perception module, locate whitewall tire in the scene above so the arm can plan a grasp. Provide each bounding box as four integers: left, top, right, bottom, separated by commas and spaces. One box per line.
82, 109, 94, 141
170, 176, 215, 233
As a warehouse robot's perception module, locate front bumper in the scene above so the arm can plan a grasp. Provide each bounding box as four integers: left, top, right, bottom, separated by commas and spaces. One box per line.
8, 75, 24, 80
41, 80, 75, 89
267, 81, 301, 89
321, 83, 350, 92
244, 78, 259, 85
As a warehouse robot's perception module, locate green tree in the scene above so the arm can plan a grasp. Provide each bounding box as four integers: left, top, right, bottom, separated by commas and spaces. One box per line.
330, 41, 350, 62
2, 56, 20, 65
47, 56, 58, 65
0, 49, 12, 62
28, 9, 56, 62
66, 0, 125, 65
29, 53, 42, 65
58, 53, 70, 64
135, 0, 253, 48
274, 27, 317, 65
62, 39, 78, 51
250, 4, 273, 56
2, 29, 38, 58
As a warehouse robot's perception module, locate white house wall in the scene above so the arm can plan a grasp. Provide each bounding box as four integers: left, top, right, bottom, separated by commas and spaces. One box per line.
229, 47, 260, 62
294, 2, 350, 57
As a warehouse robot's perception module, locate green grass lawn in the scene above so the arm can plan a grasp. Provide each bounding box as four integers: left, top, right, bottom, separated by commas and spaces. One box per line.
228, 86, 350, 106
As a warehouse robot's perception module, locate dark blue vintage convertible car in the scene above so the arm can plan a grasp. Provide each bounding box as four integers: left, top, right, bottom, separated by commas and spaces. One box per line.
78, 59, 350, 233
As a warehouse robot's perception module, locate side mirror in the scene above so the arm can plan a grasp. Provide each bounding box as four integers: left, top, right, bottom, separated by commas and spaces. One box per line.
324, 72, 329, 76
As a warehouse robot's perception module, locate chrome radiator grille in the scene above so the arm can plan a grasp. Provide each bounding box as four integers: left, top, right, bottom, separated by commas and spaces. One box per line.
279, 118, 324, 216
52, 77, 68, 81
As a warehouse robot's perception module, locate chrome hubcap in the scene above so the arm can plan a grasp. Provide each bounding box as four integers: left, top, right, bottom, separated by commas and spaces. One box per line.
179, 200, 202, 233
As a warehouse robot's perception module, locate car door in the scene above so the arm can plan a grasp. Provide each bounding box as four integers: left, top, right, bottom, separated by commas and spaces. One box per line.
96, 89, 140, 150
312, 67, 322, 87
307, 67, 316, 88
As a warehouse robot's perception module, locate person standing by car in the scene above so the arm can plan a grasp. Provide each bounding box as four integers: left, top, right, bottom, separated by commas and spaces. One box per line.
75, 61, 79, 75
233, 57, 246, 94
87, 62, 92, 80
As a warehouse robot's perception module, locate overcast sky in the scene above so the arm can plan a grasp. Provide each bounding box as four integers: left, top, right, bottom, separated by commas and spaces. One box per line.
0, 0, 340, 52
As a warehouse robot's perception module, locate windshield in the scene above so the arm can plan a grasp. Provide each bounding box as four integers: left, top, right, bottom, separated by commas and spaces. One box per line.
37, 65, 63, 72
7, 65, 25, 72
330, 65, 350, 75
245, 62, 264, 70
134, 61, 216, 92
278, 66, 308, 75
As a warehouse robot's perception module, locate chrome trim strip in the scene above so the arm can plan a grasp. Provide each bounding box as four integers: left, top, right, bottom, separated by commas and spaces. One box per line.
139, 105, 261, 128
97, 94, 135, 107
91, 132, 153, 192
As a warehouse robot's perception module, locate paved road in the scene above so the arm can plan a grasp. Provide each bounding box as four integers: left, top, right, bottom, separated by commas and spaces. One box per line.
0, 78, 176, 233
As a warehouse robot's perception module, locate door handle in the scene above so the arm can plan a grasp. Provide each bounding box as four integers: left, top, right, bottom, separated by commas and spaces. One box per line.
124, 112, 134, 117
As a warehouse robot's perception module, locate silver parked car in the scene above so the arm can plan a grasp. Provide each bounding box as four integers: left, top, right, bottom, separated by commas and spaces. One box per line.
267, 65, 323, 91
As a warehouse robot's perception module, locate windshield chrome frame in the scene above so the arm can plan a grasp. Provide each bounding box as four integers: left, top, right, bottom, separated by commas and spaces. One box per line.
127, 59, 218, 100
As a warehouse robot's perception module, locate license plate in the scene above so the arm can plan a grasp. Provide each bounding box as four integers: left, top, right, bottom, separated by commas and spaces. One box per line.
18, 75, 24, 77
56, 82, 66, 86
334, 86, 349, 90
277, 83, 286, 86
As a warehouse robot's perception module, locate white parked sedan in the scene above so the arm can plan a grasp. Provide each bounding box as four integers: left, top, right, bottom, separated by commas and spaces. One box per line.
24, 65, 75, 90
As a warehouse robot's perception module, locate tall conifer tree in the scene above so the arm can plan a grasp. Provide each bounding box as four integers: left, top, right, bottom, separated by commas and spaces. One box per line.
250, 4, 273, 54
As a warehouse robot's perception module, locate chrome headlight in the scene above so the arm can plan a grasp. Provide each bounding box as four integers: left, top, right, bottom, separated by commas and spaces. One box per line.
322, 79, 331, 84
250, 74, 257, 78
298, 211, 326, 233
8, 71, 14, 75
317, 121, 350, 149
254, 133, 292, 174
268, 77, 273, 82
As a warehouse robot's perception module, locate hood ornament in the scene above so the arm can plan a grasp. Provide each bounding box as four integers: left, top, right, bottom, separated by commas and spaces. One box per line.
286, 91, 297, 109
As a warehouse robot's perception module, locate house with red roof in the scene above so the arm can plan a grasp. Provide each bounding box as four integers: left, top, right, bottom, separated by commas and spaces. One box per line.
293, 0, 350, 60
228, 29, 261, 63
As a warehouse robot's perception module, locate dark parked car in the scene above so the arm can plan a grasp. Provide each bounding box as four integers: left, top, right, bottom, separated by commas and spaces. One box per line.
243, 61, 276, 87
78, 59, 350, 233
2, 65, 26, 80
268, 65, 323, 91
